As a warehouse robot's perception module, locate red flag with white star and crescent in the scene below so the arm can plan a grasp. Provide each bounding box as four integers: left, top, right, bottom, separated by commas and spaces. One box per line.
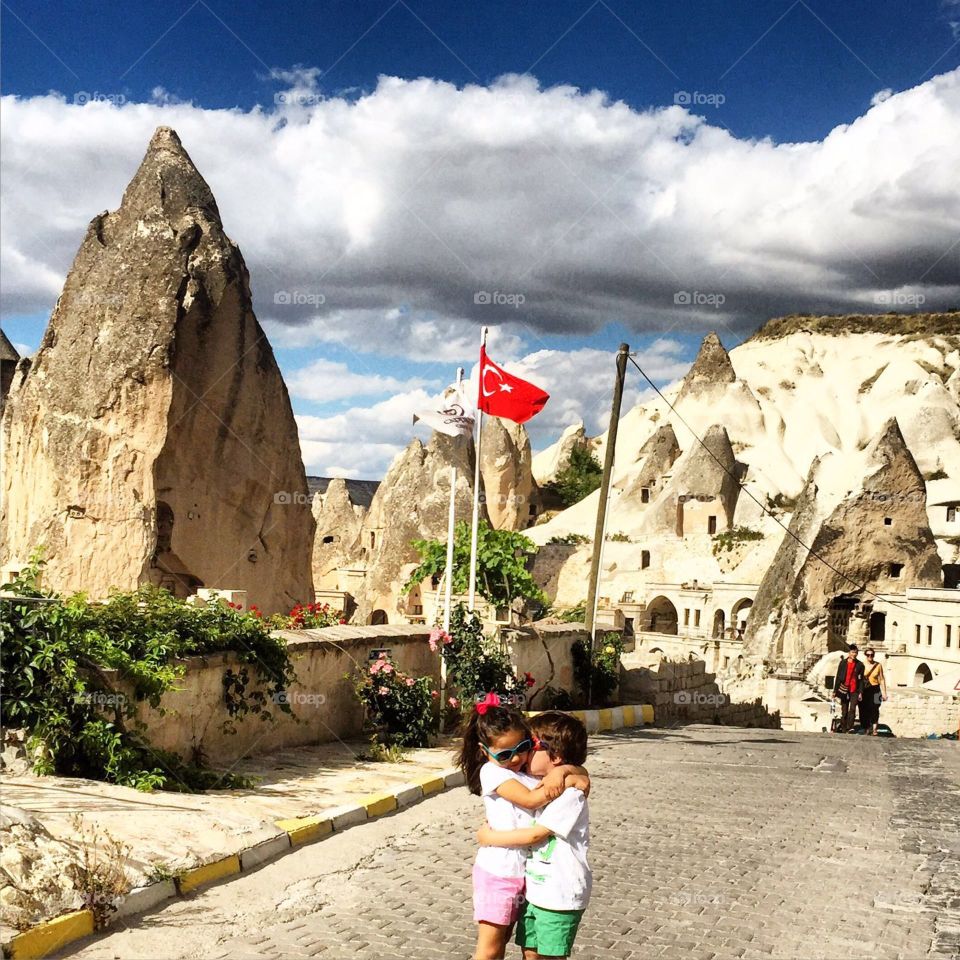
477, 345, 549, 424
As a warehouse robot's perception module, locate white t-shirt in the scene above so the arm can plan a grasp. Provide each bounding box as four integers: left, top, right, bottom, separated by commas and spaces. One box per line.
476, 762, 538, 878
524, 787, 591, 911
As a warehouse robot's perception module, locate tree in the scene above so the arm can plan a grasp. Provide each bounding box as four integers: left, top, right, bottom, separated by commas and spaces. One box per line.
544, 446, 602, 507
403, 520, 547, 611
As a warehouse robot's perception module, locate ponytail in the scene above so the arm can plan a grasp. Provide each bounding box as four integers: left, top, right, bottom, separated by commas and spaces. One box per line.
456, 702, 531, 795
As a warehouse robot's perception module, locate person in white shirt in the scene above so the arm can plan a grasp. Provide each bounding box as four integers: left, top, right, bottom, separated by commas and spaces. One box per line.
458, 695, 589, 960
477, 711, 591, 959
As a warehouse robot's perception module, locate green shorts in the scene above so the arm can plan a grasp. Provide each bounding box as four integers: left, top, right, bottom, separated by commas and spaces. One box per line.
516, 901, 585, 957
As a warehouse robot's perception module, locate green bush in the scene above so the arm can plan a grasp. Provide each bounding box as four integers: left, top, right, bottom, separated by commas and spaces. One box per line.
352, 654, 437, 748
572, 631, 623, 707
0, 555, 296, 791
543, 447, 602, 507
711, 526, 764, 554
438, 605, 533, 713
403, 520, 547, 612
547, 533, 590, 546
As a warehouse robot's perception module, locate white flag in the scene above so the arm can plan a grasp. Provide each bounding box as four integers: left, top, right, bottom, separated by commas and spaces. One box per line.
413, 381, 475, 437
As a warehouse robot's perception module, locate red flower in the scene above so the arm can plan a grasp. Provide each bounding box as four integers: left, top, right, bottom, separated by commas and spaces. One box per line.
524, 673, 536, 688
338, 618, 346, 624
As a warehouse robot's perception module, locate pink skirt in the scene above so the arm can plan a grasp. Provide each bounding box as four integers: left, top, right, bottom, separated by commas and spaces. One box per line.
472, 865, 526, 926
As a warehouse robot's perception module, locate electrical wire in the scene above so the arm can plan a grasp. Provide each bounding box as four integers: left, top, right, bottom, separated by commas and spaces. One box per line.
627, 353, 959, 622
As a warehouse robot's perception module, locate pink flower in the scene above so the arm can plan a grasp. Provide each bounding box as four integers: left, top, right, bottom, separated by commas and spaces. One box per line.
431, 690, 439, 699
448, 696, 459, 708
378, 686, 390, 695
369, 661, 382, 675
428, 637, 437, 652
405, 677, 415, 686
381, 663, 394, 674
428, 627, 452, 651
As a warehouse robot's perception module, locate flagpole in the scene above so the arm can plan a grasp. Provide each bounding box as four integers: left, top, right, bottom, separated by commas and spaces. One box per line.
442, 369, 464, 633
467, 327, 488, 611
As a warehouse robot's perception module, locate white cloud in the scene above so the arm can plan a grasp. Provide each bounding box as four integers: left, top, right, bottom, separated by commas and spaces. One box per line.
286, 357, 431, 403
870, 88, 893, 106
2, 69, 959, 338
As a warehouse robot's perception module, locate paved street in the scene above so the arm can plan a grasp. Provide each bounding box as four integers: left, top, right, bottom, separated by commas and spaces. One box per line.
61, 726, 960, 960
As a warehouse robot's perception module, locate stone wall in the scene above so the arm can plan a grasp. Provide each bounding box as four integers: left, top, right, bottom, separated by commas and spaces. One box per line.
877, 693, 959, 738
108, 623, 588, 763
621, 655, 780, 728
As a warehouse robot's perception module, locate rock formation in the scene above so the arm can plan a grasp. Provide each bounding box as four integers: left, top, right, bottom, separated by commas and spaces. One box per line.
312, 478, 366, 595
532, 421, 590, 485
646, 424, 741, 537
744, 418, 942, 669
480, 417, 541, 530
619, 423, 681, 505
352, 432, 481, 623
0, 127, 314, 613
675, 331, 736, 403
0, 330, 19, 415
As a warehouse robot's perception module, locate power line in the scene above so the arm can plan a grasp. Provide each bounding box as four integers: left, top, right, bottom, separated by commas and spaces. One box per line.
626, 354, 959, 623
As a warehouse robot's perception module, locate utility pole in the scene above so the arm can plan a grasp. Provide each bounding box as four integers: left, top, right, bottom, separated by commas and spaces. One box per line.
585, 343, 630, 671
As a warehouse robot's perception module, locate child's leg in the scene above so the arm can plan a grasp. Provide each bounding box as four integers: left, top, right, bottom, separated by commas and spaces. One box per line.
474, 921, 511, 959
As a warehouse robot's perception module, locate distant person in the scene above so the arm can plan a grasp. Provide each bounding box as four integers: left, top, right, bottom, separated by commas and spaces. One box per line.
833, 644, 865, 733
859, 647, 888, 735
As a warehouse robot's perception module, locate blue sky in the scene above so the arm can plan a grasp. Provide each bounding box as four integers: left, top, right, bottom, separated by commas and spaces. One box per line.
2, 1, 959, 476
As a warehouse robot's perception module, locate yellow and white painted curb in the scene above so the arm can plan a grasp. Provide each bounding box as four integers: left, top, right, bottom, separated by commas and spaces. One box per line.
528, 703, 655, 732
1, 704, 652, 959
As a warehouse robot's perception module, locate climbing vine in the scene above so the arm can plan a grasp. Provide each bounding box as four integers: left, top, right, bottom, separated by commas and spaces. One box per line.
0, 554, 296, 791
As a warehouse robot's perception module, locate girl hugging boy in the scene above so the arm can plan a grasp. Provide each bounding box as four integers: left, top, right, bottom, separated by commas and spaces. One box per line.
459, 695, 591, 960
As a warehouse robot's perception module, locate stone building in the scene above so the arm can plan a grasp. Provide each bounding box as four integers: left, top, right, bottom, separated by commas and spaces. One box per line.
0, 330, 19, 415
0, 127, 314, 613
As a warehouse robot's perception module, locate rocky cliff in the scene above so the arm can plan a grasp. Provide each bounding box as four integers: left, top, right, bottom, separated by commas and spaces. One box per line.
480, 417, 541, 530
0, 127, 314, 613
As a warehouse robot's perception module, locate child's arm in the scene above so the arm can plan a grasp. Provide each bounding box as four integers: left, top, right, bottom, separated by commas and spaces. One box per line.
496, 765, 590, 808
477, 823, 553, 847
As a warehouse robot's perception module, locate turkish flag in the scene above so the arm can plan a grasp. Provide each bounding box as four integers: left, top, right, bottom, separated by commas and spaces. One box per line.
477, 345, 549, 423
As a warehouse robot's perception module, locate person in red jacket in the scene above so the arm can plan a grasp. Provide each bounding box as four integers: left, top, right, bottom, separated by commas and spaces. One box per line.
833, 644, 865, 733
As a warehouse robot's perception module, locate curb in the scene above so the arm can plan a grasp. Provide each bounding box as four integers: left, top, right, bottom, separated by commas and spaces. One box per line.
2, 703, 652, 958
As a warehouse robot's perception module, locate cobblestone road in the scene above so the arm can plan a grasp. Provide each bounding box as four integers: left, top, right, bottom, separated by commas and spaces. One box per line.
63, 726, 960, 960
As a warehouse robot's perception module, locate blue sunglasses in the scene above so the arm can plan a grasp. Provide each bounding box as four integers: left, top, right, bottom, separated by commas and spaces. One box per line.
481, 738, 533, 763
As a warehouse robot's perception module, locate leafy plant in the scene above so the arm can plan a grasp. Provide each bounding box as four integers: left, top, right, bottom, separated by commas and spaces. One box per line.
547, 533, 590, 546
543, 446, 602, 507
540, 685, 576, 710
357, 740, 411, 763
437, 606, 533, 712
571, 631, 623, 707
0, 553, 295, 791
403, 520, 547, 612
351, 653, 437, 748
711, 526, 764, 555
268, 602, 344, 630
607, 532, 631, 542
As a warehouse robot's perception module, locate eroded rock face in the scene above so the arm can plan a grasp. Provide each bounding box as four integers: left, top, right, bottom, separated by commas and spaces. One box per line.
645, 424, 741, 536
312, 478, 366, 590
745, 418, 942, 668
676, 331, 736, 403
532, 421, 590, 485
620, 423, 681, 505
0, 127, 314, 613
480, 417, 541, 530
353, 433, 480, 623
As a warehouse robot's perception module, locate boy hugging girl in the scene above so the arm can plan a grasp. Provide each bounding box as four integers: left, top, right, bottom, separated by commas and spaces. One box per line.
458, 696, 592, 960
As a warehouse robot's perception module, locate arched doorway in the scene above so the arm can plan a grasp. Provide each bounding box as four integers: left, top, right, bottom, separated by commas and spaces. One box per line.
712, 609, 726, 639
914, 663, 933, 685
869, 612, 886, 644
732, 598, 753, 639
646, 596, 678, 636
369, 609, 388, 626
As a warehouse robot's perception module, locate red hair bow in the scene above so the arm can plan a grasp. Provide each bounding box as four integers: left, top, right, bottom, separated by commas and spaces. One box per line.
476, 692, 501, 715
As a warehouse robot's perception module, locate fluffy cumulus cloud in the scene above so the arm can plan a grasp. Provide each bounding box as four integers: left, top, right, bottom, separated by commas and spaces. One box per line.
3, 69, 959, 475
286, 357, 430, 404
